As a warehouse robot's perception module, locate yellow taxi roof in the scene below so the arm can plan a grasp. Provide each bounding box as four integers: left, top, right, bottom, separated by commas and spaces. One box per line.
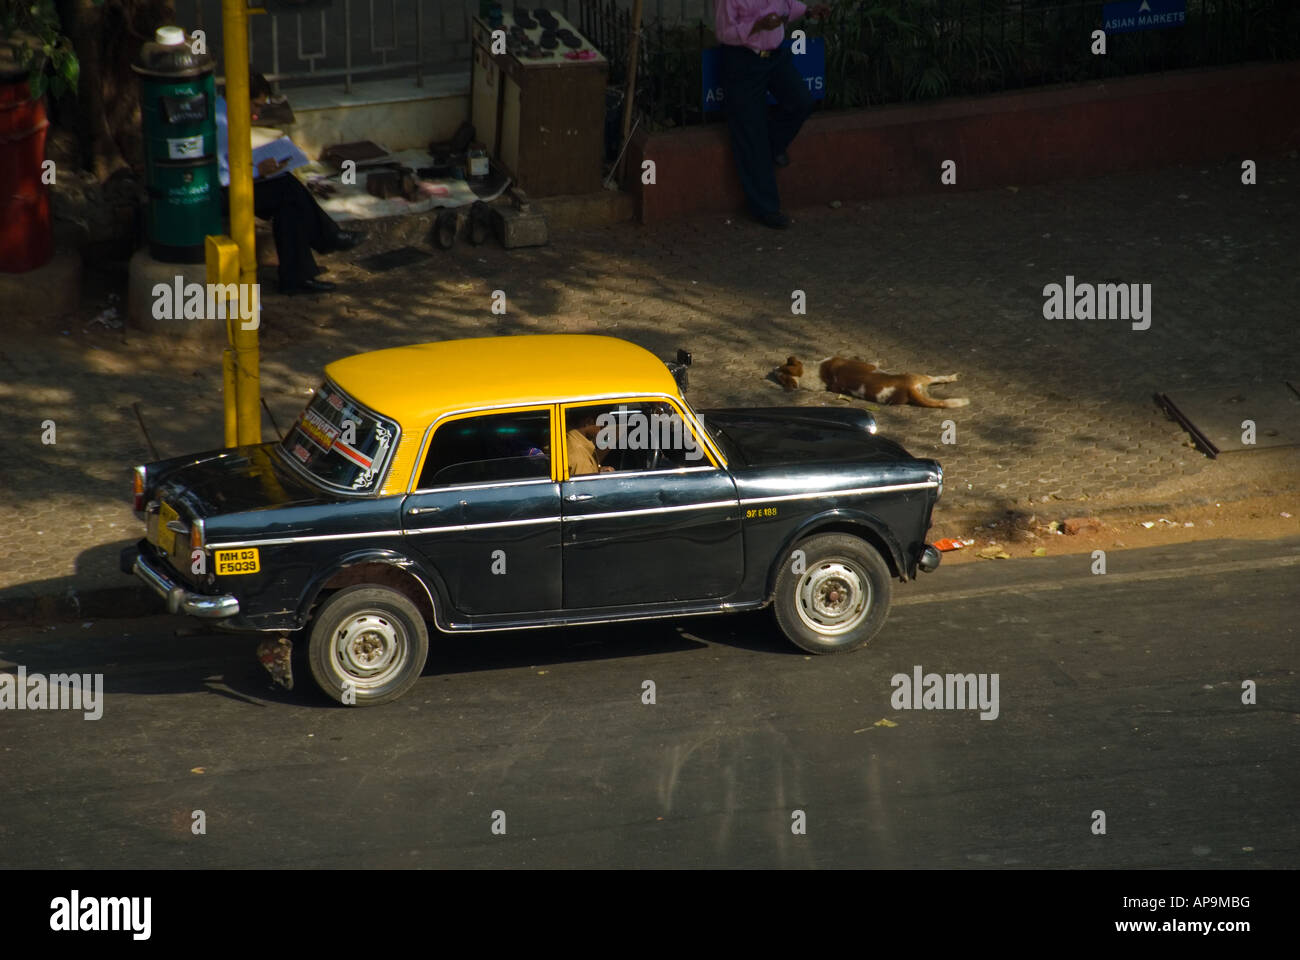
324, 335, 681, 426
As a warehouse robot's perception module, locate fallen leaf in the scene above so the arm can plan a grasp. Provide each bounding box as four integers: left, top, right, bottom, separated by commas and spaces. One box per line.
873, 717, 898, 728
1032, 547, 1047, 556
190, 767, 205, 775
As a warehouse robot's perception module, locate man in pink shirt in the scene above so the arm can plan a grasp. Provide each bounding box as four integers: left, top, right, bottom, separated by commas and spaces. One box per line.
714, 0, 830, 228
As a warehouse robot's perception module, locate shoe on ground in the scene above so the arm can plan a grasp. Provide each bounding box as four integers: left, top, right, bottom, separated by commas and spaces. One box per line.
330, 230, 362, 252
281, 279, 337, 295
759, 210, 791, 229
773, 151, 790, 167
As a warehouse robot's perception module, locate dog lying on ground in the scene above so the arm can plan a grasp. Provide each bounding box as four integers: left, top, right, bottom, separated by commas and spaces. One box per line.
775, 356, 969, 408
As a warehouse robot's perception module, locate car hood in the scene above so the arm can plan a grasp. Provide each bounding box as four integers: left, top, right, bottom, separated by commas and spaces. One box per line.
700, 407, 913, 467
155, 443, 330, 519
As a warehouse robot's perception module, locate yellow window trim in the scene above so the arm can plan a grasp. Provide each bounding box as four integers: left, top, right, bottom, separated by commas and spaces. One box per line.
558, 395, 725, 480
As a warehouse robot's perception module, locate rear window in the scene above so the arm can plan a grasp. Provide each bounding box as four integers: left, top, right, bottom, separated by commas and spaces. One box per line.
278, 381, 399, 494
418, 409, 551, 488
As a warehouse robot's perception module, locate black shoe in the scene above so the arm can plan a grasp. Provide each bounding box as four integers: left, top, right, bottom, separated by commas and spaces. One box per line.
759, 210, 791, 229
281, 279, 337, 295
329, 230, 362, 252
773, 151, 790, 168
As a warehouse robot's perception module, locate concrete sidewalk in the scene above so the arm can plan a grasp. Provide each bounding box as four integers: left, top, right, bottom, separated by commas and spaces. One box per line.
3, 154, 1298, 619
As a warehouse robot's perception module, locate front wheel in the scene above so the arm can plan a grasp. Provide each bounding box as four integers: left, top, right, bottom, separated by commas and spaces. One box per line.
772, 533, 893, 655
307, 585, 430, 706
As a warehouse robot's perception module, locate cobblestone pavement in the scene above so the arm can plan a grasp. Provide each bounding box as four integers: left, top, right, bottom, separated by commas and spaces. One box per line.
3, 154, 1298, 609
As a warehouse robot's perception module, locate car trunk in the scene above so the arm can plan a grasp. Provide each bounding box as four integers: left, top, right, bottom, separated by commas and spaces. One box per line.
701, 408, 913, 467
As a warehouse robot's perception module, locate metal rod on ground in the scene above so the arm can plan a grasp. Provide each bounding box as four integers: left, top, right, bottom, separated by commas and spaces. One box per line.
616, 0, 644, 184
132, 402, 161, 461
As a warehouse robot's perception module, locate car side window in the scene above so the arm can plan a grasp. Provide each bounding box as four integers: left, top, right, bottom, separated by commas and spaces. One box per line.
564, 401, 709, 477
418, 409, 552, 488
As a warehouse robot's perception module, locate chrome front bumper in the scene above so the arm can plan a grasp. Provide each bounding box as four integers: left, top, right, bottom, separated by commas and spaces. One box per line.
133, 551, 240, 618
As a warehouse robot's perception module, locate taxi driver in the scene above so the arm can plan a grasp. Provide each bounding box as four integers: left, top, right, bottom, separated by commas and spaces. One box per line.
566, 410, 614, 476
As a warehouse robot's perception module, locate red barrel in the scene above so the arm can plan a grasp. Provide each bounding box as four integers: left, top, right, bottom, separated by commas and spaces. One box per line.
0, 76, 53, 273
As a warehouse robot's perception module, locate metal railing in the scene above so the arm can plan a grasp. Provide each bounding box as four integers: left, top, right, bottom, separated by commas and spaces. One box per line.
179, 1, 1298, 117
588, 0, 1300, 132
187, 0, 683, 92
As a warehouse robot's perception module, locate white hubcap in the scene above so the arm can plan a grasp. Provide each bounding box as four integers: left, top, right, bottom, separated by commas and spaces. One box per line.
795, 559, 871, 639
333, 612, 406, 688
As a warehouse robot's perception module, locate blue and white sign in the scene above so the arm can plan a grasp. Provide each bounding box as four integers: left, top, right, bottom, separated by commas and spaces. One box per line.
1103, 0, 1186, 34
701, 37, 826, 113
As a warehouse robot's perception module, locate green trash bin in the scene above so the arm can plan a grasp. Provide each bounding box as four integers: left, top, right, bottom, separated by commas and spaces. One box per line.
132, 26, 222, 264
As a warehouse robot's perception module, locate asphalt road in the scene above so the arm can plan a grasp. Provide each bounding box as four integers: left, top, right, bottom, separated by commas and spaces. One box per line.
2, 537, 1296, 869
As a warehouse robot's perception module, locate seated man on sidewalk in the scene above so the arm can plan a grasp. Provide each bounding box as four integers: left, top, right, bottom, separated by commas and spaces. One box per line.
216, 72, 360, 296
713, 0, 830, 229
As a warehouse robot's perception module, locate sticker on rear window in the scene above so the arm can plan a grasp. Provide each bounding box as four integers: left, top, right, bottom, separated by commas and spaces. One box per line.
298, 408, 339, 452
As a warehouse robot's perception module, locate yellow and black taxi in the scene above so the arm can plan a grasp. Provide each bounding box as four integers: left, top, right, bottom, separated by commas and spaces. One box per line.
123, 334, 945, 706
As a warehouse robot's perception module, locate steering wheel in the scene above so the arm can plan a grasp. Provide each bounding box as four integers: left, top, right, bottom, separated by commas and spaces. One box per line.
646, 446, 664, 472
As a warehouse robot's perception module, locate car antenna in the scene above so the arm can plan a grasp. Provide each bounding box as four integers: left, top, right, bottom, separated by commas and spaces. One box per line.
261, 397, 285, 442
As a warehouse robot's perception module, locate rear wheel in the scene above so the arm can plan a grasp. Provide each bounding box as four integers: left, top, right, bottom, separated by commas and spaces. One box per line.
772, 533, 892, 654
307, 585, 429, 706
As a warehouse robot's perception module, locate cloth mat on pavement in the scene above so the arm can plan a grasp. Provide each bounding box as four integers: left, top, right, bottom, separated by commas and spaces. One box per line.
297, 149, 512, 223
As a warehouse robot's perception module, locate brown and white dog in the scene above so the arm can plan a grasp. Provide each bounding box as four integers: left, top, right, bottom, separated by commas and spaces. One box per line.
775, 356, 969, 408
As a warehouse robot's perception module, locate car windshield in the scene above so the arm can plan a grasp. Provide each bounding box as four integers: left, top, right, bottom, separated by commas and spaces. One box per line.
277, 381, 399, 494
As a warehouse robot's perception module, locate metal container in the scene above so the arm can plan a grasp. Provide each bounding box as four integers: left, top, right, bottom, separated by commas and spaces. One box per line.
0, 34, 53, 272
131, 26, 222, 264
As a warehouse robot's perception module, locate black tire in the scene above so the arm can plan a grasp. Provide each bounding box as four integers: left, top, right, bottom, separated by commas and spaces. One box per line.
307, 585, 429, 706
771, 533, 892, 655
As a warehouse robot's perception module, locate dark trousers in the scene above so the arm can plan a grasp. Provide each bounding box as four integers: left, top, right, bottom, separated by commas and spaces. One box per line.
249, 174, 340, 291
720, 44, 814, 217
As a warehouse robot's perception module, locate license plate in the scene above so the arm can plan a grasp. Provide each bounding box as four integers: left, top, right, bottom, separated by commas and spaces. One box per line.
151, 501, 180, 551
214, 548, 260, 576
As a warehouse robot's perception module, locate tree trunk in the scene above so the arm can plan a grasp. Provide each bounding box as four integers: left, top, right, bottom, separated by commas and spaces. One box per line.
54, 0, 175, 182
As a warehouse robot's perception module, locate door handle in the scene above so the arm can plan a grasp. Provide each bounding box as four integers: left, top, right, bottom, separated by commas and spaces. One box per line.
408, 506, 440, 515
565, 493, 594, 502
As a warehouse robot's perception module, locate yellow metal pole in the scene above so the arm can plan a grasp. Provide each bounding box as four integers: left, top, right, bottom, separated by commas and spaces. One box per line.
221, 347, 238, 446
220, 0, 261, 445
206, 233, 241, 446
